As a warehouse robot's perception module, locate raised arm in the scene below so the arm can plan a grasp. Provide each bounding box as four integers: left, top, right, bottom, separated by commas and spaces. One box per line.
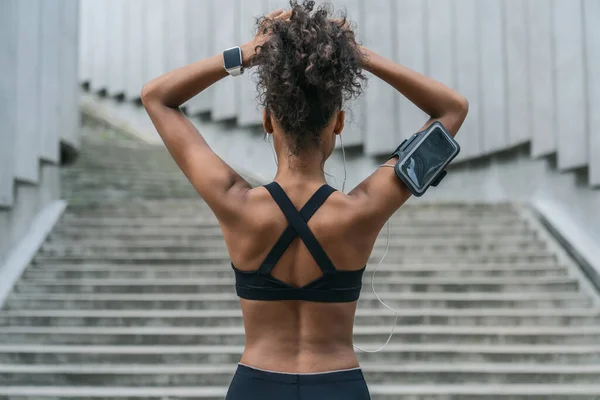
349, 46, 469, 229
141, 48, 254, 222
360, 46, 468, 136
141, 9, 290, 223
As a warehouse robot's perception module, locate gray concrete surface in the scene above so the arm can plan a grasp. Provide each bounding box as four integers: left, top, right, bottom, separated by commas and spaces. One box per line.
1, 120, 600, 399
1, 0, 80, 264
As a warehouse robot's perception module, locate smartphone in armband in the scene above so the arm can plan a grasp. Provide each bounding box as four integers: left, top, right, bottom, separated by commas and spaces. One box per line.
390, 121, 460, 197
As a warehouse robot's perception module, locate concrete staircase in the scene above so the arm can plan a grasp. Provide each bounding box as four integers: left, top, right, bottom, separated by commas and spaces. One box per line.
1, 121, 600, 399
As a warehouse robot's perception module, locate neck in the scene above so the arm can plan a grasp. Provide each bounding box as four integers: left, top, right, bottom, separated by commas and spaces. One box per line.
274, 151, 327, 186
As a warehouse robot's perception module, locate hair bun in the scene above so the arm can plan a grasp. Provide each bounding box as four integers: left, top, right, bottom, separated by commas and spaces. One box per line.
252, 0, 366, 154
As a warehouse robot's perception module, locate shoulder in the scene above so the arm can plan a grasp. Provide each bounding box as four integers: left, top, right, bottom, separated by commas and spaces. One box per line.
316, 189, 381, 238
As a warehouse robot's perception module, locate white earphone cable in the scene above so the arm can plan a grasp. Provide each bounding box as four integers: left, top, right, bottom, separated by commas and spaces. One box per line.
353, 219, 398, 353
268, 134, 278, 166
339, 134, 347, 193
337, 136, 399, 353
270, 133, 398, 353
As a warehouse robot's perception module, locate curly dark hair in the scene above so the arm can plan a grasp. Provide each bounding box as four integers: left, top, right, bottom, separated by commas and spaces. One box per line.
251, 0, 367, 155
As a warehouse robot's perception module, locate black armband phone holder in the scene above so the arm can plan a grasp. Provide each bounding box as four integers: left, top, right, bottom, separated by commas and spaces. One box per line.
389, 121, 460, 197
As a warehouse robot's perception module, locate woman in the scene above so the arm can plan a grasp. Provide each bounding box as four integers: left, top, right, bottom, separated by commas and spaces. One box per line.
141, 1, 468, 398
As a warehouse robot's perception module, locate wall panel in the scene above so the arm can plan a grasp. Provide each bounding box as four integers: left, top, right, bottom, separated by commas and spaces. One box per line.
237, 0, 266, 126
454, 0, 482, 159
335, 0, 365, 147
89, 1, 108, 91
584, 0, 600, 186
395, 0, 428, 143
553, 0, 587, 170
126, 0, 145, 99
528, 0, 556, 158
106, 0, 127, 96
211, 0, 238, 120
39, 0, 61, 164
15, 0, 42, 183
478, 0, 507, 153
78, 0, 92, 83
363, 0, 396, 155
427, 0, 454, 86
59, 0, 81, 150
504, 0, 531, 146
185, 0, 214, 115
165, 0, 187, 72
0, 0, 18, 206
144, 0, 167, 82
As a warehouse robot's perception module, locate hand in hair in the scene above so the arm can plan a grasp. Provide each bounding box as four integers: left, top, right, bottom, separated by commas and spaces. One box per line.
241, 9, 292, 68
249, 0, 367, 154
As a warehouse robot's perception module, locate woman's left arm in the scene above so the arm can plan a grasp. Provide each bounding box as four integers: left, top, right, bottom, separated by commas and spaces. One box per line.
141, 42, 258, 222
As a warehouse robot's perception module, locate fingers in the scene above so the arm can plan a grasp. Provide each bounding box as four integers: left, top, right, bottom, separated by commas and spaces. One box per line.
266, 9, 284, 19
274, 9, 292, 20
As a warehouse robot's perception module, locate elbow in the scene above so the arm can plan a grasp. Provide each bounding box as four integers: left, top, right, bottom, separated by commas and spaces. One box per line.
451, 94, 469, 126
140, 82, 159, 108
454, 94, 469, 118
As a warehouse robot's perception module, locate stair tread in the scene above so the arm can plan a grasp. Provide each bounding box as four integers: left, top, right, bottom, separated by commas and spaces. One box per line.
7, 117, 593, 393
17, 276, 576, 285
2, 362, 600, 373
8, 291, 587, 300
2, 308, 598, 317
1, 325, 598, 335
2, 343, 600, 354
2, 384, 600, 396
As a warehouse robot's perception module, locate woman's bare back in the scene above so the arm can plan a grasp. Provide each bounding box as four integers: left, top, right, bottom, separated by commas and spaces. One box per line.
220, 182, 377, 372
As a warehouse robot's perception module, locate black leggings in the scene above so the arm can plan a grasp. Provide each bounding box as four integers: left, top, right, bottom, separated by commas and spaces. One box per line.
226, 363, 371, 400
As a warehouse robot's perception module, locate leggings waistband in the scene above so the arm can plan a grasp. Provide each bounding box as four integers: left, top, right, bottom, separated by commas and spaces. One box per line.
236, 363, 365, 384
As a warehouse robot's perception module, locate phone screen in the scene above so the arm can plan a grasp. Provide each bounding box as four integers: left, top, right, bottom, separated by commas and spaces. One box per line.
399, 127, 456, 189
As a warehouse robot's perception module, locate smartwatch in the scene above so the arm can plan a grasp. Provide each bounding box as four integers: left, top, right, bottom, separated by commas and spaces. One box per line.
223, 46, 244, 77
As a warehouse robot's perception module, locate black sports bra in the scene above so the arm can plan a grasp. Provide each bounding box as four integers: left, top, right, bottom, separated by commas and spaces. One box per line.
232, 182, 366, 303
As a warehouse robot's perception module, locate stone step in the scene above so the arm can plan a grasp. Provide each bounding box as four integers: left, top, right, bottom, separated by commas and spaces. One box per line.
48, 227, 537, 241
64, 164, 180, 173
2, 344, 599, 365
54, 221, 534, 234
1, 308, 598, 328
61, 211, 521, 222
63, 194, 199, 204
27, 261, 561, 272
14, 276, 578, 294
44, 234, 542, 248
56, 217, 528, 228
38, 243, 554, 262
2, 362, 600, 386
62, 205, 518, 218
32, 252, 556, 265
0, 325, 599, 345
23, 264, 569, 280
61, 175, 190, 185
61, 189, 197, 199
2, 384, 600, 400
62, 169, 187, 179
6, 292, 590, 310
59, 211, 525, 223
40, 239, 547, 254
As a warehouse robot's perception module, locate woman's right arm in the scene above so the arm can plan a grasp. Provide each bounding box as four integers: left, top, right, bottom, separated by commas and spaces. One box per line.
348, 46, 468, 230
360, 45, 468, 136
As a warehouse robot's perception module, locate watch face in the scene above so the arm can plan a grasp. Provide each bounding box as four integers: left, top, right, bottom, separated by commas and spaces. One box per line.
223, 47, 242, 70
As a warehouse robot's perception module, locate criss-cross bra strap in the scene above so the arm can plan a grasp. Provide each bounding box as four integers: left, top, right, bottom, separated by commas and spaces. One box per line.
258, 182, 337, 276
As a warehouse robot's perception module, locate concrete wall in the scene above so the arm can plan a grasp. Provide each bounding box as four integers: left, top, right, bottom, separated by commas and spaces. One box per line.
79, 0, 599, 262
79, 0, 600, 181
0, 0, 80, 264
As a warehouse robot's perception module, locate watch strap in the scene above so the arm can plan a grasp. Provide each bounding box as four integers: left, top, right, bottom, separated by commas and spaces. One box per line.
227, 66, 244, 77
